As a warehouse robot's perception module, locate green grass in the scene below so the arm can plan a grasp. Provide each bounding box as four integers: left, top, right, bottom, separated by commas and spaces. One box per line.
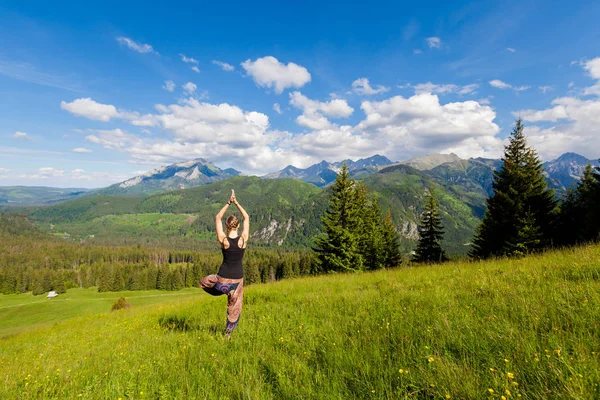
0, 288, 200, 338
1, 245, 600, 399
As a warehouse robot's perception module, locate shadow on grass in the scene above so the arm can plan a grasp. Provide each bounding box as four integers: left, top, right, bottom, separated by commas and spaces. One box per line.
158, 314, 223, 334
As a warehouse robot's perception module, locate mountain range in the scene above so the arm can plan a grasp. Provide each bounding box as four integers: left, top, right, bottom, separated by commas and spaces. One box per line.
3, 151, 597, 256
1, 152, 598, 207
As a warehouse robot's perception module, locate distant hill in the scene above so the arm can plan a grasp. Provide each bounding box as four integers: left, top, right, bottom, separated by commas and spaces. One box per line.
0, 186, 90, 206
398, 153, 462, 171
263, 154, 393, 187
29, 168, 486, 256
96, 158, 241, 196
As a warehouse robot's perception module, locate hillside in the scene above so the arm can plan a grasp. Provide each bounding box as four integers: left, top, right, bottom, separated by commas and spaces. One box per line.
1, 244, 598, 398
27, 168, 485, 255
0, 186, 90, 206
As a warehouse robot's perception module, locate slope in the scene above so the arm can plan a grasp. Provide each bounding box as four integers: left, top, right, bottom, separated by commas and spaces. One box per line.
1, 244, 598, 398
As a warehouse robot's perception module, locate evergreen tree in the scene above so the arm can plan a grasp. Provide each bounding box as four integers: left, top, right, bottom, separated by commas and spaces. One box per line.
558, 164, 600, 245
313, 163, 364, 272
358, 191, 386, 270
381, 209, 402, 268
412, 185, 448, 263
470, 119, 557, 258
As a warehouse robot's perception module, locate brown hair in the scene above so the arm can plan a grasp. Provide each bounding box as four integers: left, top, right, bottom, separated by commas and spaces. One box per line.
225, 215, 240, 235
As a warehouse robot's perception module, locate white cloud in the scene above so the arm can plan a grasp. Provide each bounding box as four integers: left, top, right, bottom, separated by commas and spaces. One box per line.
411, 82, 479, 95
12, 131, 30, 140
163, 80, 176, 92
489, 79, 512, 89
351, 78, 390, 95
191, 66, 200, 73
38, 167, 66, 177
506, 48, 516, 53
182, 82, 197, 95
289, 92, 354, 118
489, 80, 530, 92
273, 103, 282, 114
241, 56, 311, 94
516, 105, 569, 122
0, 168, 10, 173
427, 37, 442, 49
581, 57, 600, 96
289, 91, 354, 130
116, 37, 158, 55
72, 147, 93, 153
568, 82, 575, 88
583, 57, 600, 79
539, 86, 553, 94
61, 91, 506, 175
413, 49, 423, 55
212, 60, 235, 71
85, 129, 142, 150
179, 54, 198, 64
61, 98, 120, 121
515, 58, 600, 160
514, 85, 531, 92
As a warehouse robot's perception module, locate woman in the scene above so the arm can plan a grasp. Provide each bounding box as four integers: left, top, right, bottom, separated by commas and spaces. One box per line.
199, 189, 249, 338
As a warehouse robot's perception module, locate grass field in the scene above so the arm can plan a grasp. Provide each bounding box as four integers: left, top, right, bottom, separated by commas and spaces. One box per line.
0, 288, 201, 338
1, 245, 599, 399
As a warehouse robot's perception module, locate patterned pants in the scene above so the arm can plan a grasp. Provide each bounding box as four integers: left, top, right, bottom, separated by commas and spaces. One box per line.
199, 274, 243, 335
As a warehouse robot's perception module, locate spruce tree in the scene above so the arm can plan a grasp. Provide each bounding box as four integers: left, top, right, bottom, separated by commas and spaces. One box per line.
412, 185, 448, 263
313, 163, 364, 272
558, 164, 600, 245
358, 190, 385, 270
470, 119, 557, 258
382, 209, 402, 268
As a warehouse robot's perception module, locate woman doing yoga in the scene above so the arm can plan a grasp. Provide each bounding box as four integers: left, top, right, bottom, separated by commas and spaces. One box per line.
199, 189, 249, 338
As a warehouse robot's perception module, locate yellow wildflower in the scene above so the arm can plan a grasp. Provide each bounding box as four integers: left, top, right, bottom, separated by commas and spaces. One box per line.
428, 357, 435, 363
488, 389, 494, 394
507, 372, 514, 379
446, 394, 451, 399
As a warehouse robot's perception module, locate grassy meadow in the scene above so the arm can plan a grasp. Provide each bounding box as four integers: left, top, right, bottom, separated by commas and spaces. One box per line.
1, 244, 599, 399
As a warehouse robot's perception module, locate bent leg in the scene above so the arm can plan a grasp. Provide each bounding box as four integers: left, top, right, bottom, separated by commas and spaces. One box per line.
199, 274, 222, 296
226, 279, 243, 334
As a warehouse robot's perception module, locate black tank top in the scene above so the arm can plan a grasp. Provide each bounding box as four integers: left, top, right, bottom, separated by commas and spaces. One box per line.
217, 236, 245, 279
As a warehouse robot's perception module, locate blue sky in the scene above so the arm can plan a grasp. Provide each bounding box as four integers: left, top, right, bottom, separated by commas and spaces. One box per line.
1, 0, 600, 188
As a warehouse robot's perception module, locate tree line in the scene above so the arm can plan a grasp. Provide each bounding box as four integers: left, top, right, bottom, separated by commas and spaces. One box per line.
313, 164, 402, 272
0, 225, 317, 295
411, 119, 600, 262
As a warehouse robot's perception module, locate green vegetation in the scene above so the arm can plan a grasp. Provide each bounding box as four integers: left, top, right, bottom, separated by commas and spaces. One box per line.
313, 164, 400, 272
0, 287, 200, 338
412, 185, 448, 263
0, 215, 318, 296
0, 186, 90, 206
557, 164, 600, 246
1, 244, 599, 398
471, 119, 558, 258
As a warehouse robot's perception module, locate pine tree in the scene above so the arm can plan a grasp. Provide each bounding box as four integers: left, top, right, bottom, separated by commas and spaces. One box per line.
556, 185, 579, 246
558, 164, 600, 245
470, 119, 558, 258
381, 209, 402, 268
412, 185, 448, 263
358, 190, 385, 270
313, 163, 364, 272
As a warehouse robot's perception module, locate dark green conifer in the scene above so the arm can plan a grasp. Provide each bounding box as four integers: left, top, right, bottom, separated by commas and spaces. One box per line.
412, 185, 448, 263
313, 163, 364, 272
470, 119, 557, 258
381, 209, 402, 268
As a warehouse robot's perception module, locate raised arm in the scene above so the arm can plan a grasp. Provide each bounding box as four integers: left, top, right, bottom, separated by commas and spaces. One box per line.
215, 201, 230, 243
231, 190, 250, 243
